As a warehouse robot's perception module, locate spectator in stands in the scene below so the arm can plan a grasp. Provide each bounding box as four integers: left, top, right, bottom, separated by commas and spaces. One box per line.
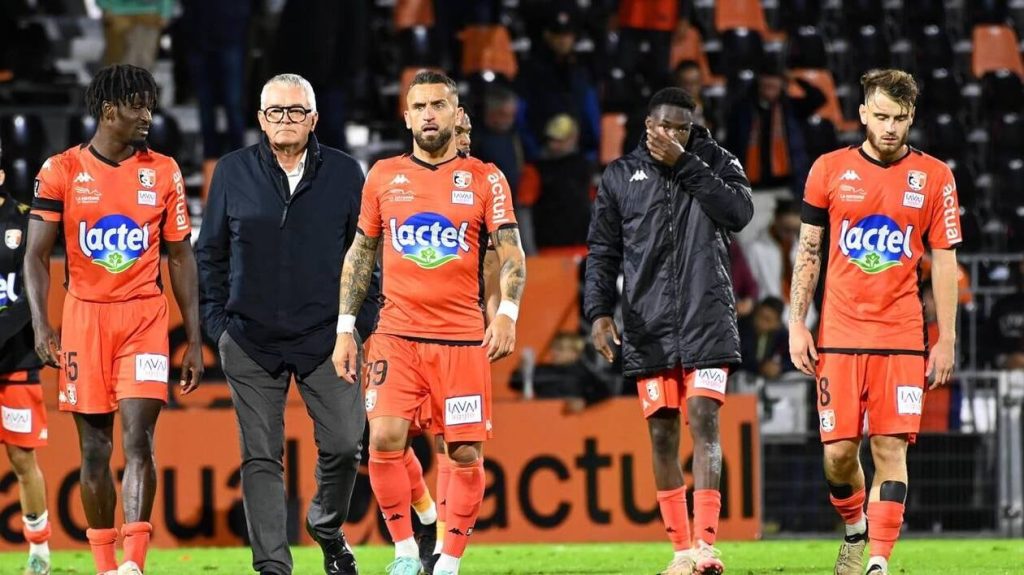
984, 260, 1024, 370
726, 63, 825, 196
179, 0, 252, 194
518, 114, 593, 253
512, 332, 608, 412
744, 199, 811, 322
730, 239, 759, 319
515, 6, 601, 163
97, 0, 172, 70
674, 60, 708, 128
738, 296, 795, 379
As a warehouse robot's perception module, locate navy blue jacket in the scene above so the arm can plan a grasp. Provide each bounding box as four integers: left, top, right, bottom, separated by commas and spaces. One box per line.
196, 133, 379, 376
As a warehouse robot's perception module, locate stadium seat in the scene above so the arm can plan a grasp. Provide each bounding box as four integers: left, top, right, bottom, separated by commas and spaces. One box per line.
909, 0, 948, 28
988, 113, 1024, 167
146, 111, 182, 159
669, 22, 712, 81
790, 68, 857, 131
0, 157, 39, 205
394, 0, 434, 30
718, 28, 764, 79
913, 25, 954, 76
599, 113, 627, 166
777, 0, 821, 30
971, 25, 1024, 78
842, 0, 886, 32
459, 24, 517, 80
715, 0, 768, 34
967, 0, 1009, 27
924, 114, 968, 161
786, 26, 828, 70
802, 115, 838, 159
919, 68, 963, 116
398, 26, 437, 68
944, 157, 977, 209
980, 69, 1024, 116
848, 25, 891, 78
0, 113, 46, 163
67, 113, 97, 147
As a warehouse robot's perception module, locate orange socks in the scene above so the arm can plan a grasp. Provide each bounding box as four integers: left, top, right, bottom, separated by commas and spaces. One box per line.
693, 489, 722, 545
436, 451, 451, 543
656, 486, 692, 551
121, 522, 152, 570
867, 501, 904, 559
86, 527, 118, 573
831, 488, 866, 526
403, 448, 428, 504
370, 448, 414, 542
441, 458, 484, 558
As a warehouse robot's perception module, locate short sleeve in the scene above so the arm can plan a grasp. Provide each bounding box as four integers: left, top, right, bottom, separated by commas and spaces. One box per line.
482, 164, 518, 233
30, 156, 67, 222
162, 159, 192, 241
357, 163, 383, 238
801, 156, 829, 226
927, 164, 962, 249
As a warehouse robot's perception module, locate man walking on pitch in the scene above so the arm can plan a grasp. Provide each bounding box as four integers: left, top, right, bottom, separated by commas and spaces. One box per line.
586, 87, 753, 575
789, 69, 961, 575
333, 70, 526, 575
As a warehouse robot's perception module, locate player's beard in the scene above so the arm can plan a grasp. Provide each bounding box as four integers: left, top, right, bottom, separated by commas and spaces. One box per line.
866, 127, 907, 161
414, 127, 453, 153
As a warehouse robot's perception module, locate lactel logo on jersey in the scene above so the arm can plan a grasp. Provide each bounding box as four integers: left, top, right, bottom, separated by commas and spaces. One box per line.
79, 214, 150, 273
838, 214, 913, 274
389, 212, 469, 269
0, 272, 18, 311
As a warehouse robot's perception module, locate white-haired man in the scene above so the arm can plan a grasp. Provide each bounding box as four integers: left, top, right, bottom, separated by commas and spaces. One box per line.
196, 73, 380, 575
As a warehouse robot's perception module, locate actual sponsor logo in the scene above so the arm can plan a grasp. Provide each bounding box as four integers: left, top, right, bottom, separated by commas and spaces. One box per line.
388, 212, 470, 269
488, 172, 511, 224
694, 368, 728, 394
896, 386, 923, 415
820, 409, 836, 432
4, 229, 22, 249
0, 271, 20, 312
137, 190, 157, 206
445, 395, 483, 426
941, 183, 960, 242
903, 191, 925, 209
79, 214, 151, 273
907, 170, 926, 191
138, 168, 156, 188
453, 170, 472, 189
135, 353, 169, 383
451, 190, 474, 205
838, 214, 914, 274
1, 406, 31, 434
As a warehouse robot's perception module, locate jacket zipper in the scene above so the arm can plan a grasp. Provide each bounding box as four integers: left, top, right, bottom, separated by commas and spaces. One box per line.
279, 171, 290, 228
664, 176, 684, 362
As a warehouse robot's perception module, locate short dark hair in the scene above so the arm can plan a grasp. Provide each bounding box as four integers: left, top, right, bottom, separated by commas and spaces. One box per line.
758, 296, 785, 318
408, 70, 459, 97
647, 87, 696, 115
85, 64, 159, 120
861, 68, 918, 110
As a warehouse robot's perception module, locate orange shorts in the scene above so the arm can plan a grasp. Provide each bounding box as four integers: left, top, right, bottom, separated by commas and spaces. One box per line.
636, 366, 728, 419
363, 334, 492, 443
0, 374, 47, 448
815, 353, 926, 443
58, 294, 170, 414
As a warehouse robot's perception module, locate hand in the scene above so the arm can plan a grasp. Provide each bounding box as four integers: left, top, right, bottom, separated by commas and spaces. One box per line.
483, 314, 516, 362
736, 297, 755, 318
788, 322, 818, 376
591, 316, 620, 363
646, 126, 685, 167
178, 342, 204, 394
333, 333, 359, 383
33, 322, 60, 368
926, 336, 955, 390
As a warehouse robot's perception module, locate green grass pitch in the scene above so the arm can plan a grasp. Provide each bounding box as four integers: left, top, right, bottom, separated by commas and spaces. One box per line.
1, 540, 1022, 574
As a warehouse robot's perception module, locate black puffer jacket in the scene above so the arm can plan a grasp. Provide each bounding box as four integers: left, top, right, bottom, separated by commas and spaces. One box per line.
584, 126, 754, 376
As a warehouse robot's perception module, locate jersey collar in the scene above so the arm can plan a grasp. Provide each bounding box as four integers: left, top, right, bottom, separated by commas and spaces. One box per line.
857, 144, 917, 169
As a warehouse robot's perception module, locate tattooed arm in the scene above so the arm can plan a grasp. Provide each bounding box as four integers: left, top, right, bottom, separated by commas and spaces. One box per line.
485, 226, 527, 361
788, 223, 824, 376
333, 231, 380, 382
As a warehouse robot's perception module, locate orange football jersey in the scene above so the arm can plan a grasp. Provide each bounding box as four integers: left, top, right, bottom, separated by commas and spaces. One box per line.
31, 145, 191, 302
358, 154, 517, 341
803, 146, 962, 353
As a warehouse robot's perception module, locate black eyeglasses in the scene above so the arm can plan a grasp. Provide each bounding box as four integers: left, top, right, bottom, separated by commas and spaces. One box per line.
261, 106, 313, 123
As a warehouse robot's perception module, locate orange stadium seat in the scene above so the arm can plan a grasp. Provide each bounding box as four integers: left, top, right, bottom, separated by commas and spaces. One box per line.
670, 21, 712, 80
600, 113, 627, 165
459, 24, 518, 79
715, 0, 768, 34
394, 0, 434, 30
790, 68, 859, 132
972, 24, 1024, 78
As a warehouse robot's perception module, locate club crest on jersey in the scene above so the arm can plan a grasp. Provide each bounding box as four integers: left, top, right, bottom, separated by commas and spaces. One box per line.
907, 170, 926, 191
78, 214, 151, 274
138, 168, 156, 189
453, 170, 472, 189
5, 229, 22, 249
838, 214, 914, 274
389, 212, 470, 269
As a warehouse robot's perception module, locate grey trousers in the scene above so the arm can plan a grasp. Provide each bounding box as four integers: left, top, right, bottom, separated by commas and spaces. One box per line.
220, 331, 365, 575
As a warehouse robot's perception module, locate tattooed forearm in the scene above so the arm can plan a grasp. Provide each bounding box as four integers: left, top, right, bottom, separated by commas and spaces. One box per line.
339, 233, 380, 315
491, 227, 527, 304
789, 224, 823, 325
